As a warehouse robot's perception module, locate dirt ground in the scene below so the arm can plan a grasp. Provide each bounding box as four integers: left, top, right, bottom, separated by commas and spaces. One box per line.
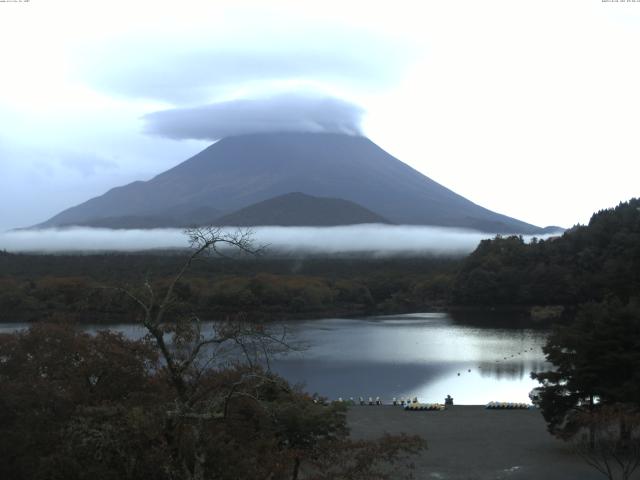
347, 405, 617, 480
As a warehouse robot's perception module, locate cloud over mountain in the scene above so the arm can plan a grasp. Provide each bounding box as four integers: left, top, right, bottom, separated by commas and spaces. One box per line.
143, 93, 365, 140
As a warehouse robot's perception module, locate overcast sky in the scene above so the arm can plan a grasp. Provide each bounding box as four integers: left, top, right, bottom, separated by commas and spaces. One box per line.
1, 0, 639, 231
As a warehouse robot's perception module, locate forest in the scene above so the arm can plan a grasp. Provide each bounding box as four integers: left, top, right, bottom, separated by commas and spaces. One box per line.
1, 198, 639, 325
2, 199, 639, 325
0, 253, 457, 323
452, 198, 640, 310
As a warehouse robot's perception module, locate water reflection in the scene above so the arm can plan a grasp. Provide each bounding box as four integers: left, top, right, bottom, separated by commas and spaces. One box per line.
477, 360, 548, 380
270, 313, 550, 404
0, 312, 551, 404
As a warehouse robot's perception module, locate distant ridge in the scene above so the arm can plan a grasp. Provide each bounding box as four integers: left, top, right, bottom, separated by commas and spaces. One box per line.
215, 192, 390, 226
52, 206, 221, 229
37, 132, 548, 233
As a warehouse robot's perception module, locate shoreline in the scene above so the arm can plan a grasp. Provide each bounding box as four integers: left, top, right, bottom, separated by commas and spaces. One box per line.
0, 304, 562, 326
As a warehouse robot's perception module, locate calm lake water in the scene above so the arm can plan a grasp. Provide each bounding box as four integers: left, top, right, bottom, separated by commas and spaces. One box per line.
0, 312, 550, 405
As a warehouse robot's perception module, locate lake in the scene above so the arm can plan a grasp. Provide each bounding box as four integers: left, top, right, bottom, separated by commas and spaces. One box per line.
0, 312, 550, 405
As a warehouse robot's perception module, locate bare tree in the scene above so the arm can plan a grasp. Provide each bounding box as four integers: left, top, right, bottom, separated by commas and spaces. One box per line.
115, 226, 291, 479
107, 226, 425, 480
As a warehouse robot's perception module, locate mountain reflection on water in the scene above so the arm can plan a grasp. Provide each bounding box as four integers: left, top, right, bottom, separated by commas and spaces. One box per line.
0, 312, 550, 405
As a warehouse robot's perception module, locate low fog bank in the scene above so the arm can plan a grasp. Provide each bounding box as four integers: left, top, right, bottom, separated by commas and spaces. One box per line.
0, 225, 551, 255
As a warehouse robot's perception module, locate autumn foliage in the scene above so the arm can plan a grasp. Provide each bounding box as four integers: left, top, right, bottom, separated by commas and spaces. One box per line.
0, 323, 424, 479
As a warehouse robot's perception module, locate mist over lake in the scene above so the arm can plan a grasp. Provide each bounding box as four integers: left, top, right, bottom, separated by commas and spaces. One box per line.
0, 225, 552, 254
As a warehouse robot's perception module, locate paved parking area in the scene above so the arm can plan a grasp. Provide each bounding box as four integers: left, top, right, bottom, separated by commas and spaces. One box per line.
347, 406, 609, 480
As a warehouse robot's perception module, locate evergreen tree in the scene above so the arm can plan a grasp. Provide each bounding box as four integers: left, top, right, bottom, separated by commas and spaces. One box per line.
532, 299, 640, 439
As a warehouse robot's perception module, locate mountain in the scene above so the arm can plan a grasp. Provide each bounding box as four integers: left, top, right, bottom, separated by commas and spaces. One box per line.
50, 206, 221, 229
215, 192, 390, 226
38, 132, 546, 233
538, 226, 565, 235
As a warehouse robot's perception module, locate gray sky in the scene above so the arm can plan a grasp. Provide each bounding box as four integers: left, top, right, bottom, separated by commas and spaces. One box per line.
1, 0, 639, 231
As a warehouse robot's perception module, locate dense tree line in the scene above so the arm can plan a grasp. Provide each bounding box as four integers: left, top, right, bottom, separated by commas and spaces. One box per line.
3, 198, 639, 322
453, 198, 640, 308
0, 255, 457, 323
0, 251, 458, 280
